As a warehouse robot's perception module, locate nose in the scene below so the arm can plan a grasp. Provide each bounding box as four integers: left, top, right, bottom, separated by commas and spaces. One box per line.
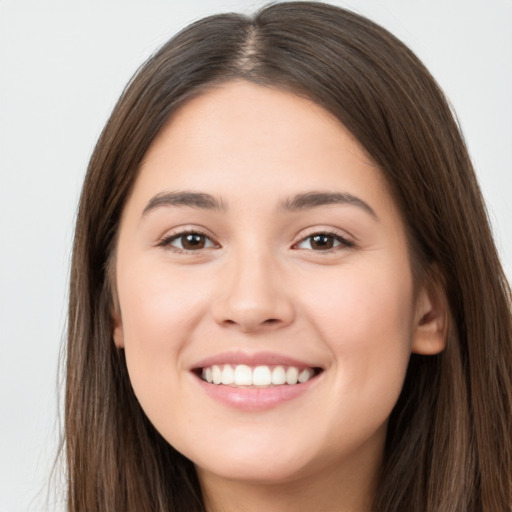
211, 249, 295, 333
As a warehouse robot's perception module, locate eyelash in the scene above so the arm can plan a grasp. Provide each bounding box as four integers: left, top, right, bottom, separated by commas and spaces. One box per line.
158, 229, 355, 254
293, 231, 355, 252
157, 230, 217, 253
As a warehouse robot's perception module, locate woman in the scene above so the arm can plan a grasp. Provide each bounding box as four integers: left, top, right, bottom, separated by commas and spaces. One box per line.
65, 2, 512, 510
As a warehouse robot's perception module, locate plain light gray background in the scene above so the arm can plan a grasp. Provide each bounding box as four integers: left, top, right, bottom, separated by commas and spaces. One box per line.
1, 1, 510, 510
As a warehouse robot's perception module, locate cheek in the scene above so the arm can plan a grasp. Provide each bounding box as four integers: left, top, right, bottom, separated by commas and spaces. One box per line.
301, 259, 414, 411
116, 259, 213, 407
118, 257, 212, 344
304, 258, 414, 336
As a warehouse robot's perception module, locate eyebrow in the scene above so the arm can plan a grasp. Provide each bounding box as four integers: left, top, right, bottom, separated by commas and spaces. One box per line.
280, 191, 378, 219
142, 190, 377, 220
142, 191, 226, 216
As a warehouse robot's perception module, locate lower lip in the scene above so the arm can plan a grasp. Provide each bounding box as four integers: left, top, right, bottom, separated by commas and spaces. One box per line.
192, 373, 320, 411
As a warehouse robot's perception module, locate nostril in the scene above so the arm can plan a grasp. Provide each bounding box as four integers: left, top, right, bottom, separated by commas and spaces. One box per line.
263, 318, 279, 324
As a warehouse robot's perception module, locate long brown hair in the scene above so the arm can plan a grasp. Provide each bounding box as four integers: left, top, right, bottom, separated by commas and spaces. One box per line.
65, 2, 512, 510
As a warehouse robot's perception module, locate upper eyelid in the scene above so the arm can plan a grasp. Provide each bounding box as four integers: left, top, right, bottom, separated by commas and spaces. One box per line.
155, 231, 217, 253
167, 230, 212, 241
178, 231, 212, 239
293, 226, 355, 244
158, 226, 217, 243
293, 233, 354, 250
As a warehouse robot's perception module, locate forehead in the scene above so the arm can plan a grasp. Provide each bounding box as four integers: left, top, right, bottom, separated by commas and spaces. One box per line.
126, 80, 399, 224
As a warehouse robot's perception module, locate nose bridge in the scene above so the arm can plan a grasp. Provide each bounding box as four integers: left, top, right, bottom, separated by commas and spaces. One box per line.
212, 240, 294, 331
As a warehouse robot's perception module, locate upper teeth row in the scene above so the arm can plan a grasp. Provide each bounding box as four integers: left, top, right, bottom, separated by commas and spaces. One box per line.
201, 364, 315, 387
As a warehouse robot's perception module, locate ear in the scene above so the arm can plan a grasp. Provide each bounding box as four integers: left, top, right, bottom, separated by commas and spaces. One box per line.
107, 252, 124, 348
411, 275, 449, 355
112, 307, 125, 348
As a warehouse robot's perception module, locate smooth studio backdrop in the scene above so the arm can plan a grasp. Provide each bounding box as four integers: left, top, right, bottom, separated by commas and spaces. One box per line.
1, 1, 510, 510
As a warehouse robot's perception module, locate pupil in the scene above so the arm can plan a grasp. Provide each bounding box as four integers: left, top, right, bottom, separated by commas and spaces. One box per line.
183, 234, 204, 249
312, 234, 333, 250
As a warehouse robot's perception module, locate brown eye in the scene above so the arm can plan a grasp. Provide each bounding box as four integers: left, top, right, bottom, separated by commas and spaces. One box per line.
162, 232, 216, 251
310, 234, 335, 250
295, 232, 353, 251
181, 233, 207, 250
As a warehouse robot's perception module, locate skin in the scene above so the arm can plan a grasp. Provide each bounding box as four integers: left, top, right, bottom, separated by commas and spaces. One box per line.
113, 81, 446, 512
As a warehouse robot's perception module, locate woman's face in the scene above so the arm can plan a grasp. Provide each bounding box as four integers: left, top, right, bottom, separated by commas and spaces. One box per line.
113, 81, 444, 487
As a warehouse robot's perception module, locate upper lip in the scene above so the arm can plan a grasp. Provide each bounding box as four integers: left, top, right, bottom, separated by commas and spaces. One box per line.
191, 350, 323, 370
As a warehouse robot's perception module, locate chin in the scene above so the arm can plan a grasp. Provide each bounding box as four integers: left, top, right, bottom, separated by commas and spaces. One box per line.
195, 454, 314, 485
182, 431, 324, 485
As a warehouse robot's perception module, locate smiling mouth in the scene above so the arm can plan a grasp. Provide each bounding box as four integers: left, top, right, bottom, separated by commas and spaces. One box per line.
196, 364, 323, 387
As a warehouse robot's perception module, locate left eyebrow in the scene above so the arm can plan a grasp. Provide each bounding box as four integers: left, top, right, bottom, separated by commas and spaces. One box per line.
279, 191, 378, 220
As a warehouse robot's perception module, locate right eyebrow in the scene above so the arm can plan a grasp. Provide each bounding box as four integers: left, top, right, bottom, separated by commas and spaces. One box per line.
142, 191, 226, 217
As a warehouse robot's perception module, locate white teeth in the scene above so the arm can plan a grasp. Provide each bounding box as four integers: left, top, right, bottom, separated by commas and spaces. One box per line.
212, 365, 222, 384
286, 366, 299, 385
234, 364, 253, 386
253, 366, 272, 386
201, 364, 317, 386
221, 364, 234, 385
298, 368, 314, 383
271, 365, 286, 385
